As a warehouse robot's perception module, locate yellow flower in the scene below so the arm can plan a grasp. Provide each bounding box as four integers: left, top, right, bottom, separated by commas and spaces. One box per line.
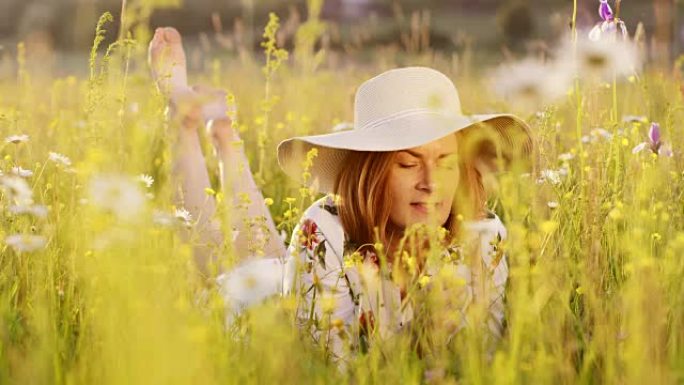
609, 208, 623, 220
321, 295, 336, 314
540, 220, 559, 234
331, 318, 344, 329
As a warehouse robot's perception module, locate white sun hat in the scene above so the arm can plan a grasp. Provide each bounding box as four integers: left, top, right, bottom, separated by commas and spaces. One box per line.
277, 66, 534, 193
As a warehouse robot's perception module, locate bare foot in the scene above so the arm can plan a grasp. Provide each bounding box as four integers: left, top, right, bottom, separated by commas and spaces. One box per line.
191, 84, 235, 122
208, 117, 240, 151
175, 96, 204, 130
148, 27, 189, 97
184, 84, 240, 150
168, 84, 236, 132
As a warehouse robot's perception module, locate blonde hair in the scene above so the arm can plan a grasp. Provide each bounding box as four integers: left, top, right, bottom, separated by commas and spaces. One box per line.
333, 130, 486, 257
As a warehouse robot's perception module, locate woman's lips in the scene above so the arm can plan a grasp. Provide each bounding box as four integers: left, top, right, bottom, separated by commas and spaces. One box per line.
410, 202, 440, 214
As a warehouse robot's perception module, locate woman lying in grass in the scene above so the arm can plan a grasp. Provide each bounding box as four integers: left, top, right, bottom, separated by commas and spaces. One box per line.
148, 27, 533, 363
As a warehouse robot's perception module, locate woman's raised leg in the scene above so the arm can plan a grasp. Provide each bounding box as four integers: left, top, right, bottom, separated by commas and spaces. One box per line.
149, 27, 224, 277
207, 115, 286, 261
149, 27, 285, 279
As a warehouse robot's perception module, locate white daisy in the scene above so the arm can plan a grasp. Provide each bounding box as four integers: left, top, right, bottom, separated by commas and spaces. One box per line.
557, 35, 641, 83
216, 258, 286, 320
536, 169, 565, 186
490, 59, 572, 109
152, 210, 174, 226
631, 142, 648, 154
5, 234, 47, 252
5, 134, 29, 144
8, 204, 48, 218
583, 128, 613, 144
129, 102, 140, 114
48, 152, 72, 167
0, 176, 34, 205
11, 166, 33, 178
88, 174, 145, 220
622, 115, 648, 124
174, 208, 193, 227
138, 174, 154, 188
591, 128, 613, 140
547, 201, 560, 209
558, 153, 575, 162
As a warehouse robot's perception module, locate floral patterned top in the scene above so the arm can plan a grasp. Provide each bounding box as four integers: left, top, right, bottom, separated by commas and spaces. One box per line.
282, 194, 509, 362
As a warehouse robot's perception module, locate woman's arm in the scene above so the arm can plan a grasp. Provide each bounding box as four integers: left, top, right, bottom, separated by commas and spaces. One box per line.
284, 200, 360, 362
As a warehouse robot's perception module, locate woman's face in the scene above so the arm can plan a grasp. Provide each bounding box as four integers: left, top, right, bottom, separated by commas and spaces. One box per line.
387, 134, 460, 230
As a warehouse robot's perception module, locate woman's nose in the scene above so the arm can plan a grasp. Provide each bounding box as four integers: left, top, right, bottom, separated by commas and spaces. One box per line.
416, 166, 436, 192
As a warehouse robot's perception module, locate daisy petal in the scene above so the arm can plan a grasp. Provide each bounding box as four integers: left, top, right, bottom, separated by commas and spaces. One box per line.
631, 142, 647, 154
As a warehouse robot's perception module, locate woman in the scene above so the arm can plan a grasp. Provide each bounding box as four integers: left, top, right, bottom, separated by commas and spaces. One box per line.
148, 27, 533, 362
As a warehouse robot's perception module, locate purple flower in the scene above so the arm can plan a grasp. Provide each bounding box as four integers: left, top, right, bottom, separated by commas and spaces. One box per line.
588, 0, 630, 41
632, 122, 673, 157
648, 122, 661, 145
588, 19, 628, 41
599, 0, 614, 21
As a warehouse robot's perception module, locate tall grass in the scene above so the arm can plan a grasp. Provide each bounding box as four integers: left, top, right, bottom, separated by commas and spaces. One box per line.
0, 4, 682, 385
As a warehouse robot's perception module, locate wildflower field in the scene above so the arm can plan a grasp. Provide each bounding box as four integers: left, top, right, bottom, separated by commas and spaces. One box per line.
1, 0, 684, 384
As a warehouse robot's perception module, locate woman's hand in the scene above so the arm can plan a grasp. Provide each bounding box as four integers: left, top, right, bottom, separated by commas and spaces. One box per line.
168, 89, 203, 131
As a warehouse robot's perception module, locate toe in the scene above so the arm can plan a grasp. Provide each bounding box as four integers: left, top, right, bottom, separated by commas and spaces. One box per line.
163, 27, 182, 44
149, 29, 165, 54
151, 28, 164, 44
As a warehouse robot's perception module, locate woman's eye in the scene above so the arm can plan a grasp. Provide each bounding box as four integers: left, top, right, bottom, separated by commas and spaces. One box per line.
438, 156, 459, 170
399, 163, 418, 169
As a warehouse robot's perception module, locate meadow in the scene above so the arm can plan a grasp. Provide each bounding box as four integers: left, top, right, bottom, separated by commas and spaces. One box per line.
0, 1, 683, 384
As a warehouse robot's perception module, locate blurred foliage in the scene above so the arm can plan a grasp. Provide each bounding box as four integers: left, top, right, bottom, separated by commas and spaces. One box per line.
496, 1, 535, 45
0, 3, 683, 383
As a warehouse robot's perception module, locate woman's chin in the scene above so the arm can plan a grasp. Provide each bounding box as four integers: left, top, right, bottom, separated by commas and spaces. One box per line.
404, 214, 447, 228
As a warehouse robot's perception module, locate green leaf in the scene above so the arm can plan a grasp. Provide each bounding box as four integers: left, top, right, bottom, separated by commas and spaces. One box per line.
314, 241, 327, 270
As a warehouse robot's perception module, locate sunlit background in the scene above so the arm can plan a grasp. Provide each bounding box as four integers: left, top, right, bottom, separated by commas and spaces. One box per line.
0, 0, 682, 76
0, 0, 683, 384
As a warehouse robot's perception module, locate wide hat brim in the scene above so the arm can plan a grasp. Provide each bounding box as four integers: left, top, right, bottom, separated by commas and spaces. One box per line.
277, 112, 534, 193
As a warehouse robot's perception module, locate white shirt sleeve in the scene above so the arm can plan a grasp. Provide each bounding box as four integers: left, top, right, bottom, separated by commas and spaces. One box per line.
283, 197, 361, 362
464, 214, 509, 347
